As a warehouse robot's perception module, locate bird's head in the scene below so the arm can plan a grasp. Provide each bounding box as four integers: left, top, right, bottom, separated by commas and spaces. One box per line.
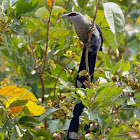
61, 12, 84, 24
61, 12, 92, 43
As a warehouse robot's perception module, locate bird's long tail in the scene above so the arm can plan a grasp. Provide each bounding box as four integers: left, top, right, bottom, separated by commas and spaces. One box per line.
67, 46, 97, 140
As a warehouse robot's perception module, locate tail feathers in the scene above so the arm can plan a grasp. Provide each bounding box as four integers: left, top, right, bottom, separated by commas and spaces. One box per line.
67, 102, 85, 140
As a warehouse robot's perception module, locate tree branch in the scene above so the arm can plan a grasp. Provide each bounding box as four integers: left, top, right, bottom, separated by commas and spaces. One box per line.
85, 0, 100, 88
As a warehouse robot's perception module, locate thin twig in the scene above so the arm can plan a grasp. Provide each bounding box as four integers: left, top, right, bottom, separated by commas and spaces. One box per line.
41, 0, 55, 103
29, 35, 46, 103
65, 0, 70, 10
111, 106, 126, 115
28, 36, 37, 62
43, 2, 55, 73
53, 48, 82, 102
28, 35, 42, 73
85, 0, 101, 88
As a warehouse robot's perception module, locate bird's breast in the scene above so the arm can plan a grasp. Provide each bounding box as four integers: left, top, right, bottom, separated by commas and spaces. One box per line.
75, 28, 89, 43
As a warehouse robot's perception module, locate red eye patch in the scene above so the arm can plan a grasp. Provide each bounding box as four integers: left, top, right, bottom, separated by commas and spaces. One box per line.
68, 13, 77, 16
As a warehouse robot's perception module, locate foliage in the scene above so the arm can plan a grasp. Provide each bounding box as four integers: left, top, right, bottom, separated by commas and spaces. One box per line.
0, 0, 140, 139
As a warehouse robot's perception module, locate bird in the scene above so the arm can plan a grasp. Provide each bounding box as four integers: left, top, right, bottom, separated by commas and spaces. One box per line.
61, 11, 103, 140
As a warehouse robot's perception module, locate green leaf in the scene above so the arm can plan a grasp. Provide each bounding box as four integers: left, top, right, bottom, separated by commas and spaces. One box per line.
77, 0, 89, 8
11, 127, 18, 140
61, 119, 71, 130
9, 21, 24, 35
0, 133, 4, 140
0, 119, 14, 133
136, 53, 140, 62
39, 107, 57, 121
88, 107, 99, 121
96, 87, 122, 102
16, 0, 38, 16
33, 137, 44, 140
9, 100, 28, 107
113, 57, 124, 74
19, 116, 40, 126
49, 119, 61, 133
52, 6, 67, 15
35, 28, 70, 41
1, 49, 27, 75
105, 71, 113, 80
102, 115, 116, 134
104, 54, 113, 69
35, 7, 49, 19
102, 29, 117, 52
87, 89, 94, 99
119, 110, 127, 123
108, 124, 132, 139
127, 97, 136, 105
112, 138, 125, 140
0, 94, 6, 100
135, 93, 140, 102
50, 64, 68, 81
122, 61, 130, 73
2, 0, 10, 14
49, 27, 70, 38
36, 130, 52, 139
103, 2, 125, 45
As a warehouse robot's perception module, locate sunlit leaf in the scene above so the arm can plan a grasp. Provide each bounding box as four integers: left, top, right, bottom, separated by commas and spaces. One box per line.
26, 100, 45, 116
52, 6, 67, 15
35, 7, 49, 19
0, 85, 38, 102
127, 97, 136, 105
96, 87, 122, 102
122, 61, 130, 73
103, 2, 125, 45
9, 106, 24, 116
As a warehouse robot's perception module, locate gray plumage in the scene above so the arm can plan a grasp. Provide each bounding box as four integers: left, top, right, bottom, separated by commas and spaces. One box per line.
62, 12, 103, 52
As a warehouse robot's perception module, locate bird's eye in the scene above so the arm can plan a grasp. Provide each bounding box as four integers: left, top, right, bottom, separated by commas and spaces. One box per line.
68, 13, 77, 16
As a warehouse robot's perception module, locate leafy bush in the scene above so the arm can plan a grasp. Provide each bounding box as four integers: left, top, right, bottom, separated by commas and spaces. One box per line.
0, 0, 140, 139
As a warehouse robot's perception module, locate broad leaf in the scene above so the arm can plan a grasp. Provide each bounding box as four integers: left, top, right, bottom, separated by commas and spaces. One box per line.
39, 107, 57, 121
96, 87, 122, 102
35, 7, 49, 19
103, 2, 125, 45
19, 115, 40, 126
52, 6, 67, 15
16, 0, 38, 16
